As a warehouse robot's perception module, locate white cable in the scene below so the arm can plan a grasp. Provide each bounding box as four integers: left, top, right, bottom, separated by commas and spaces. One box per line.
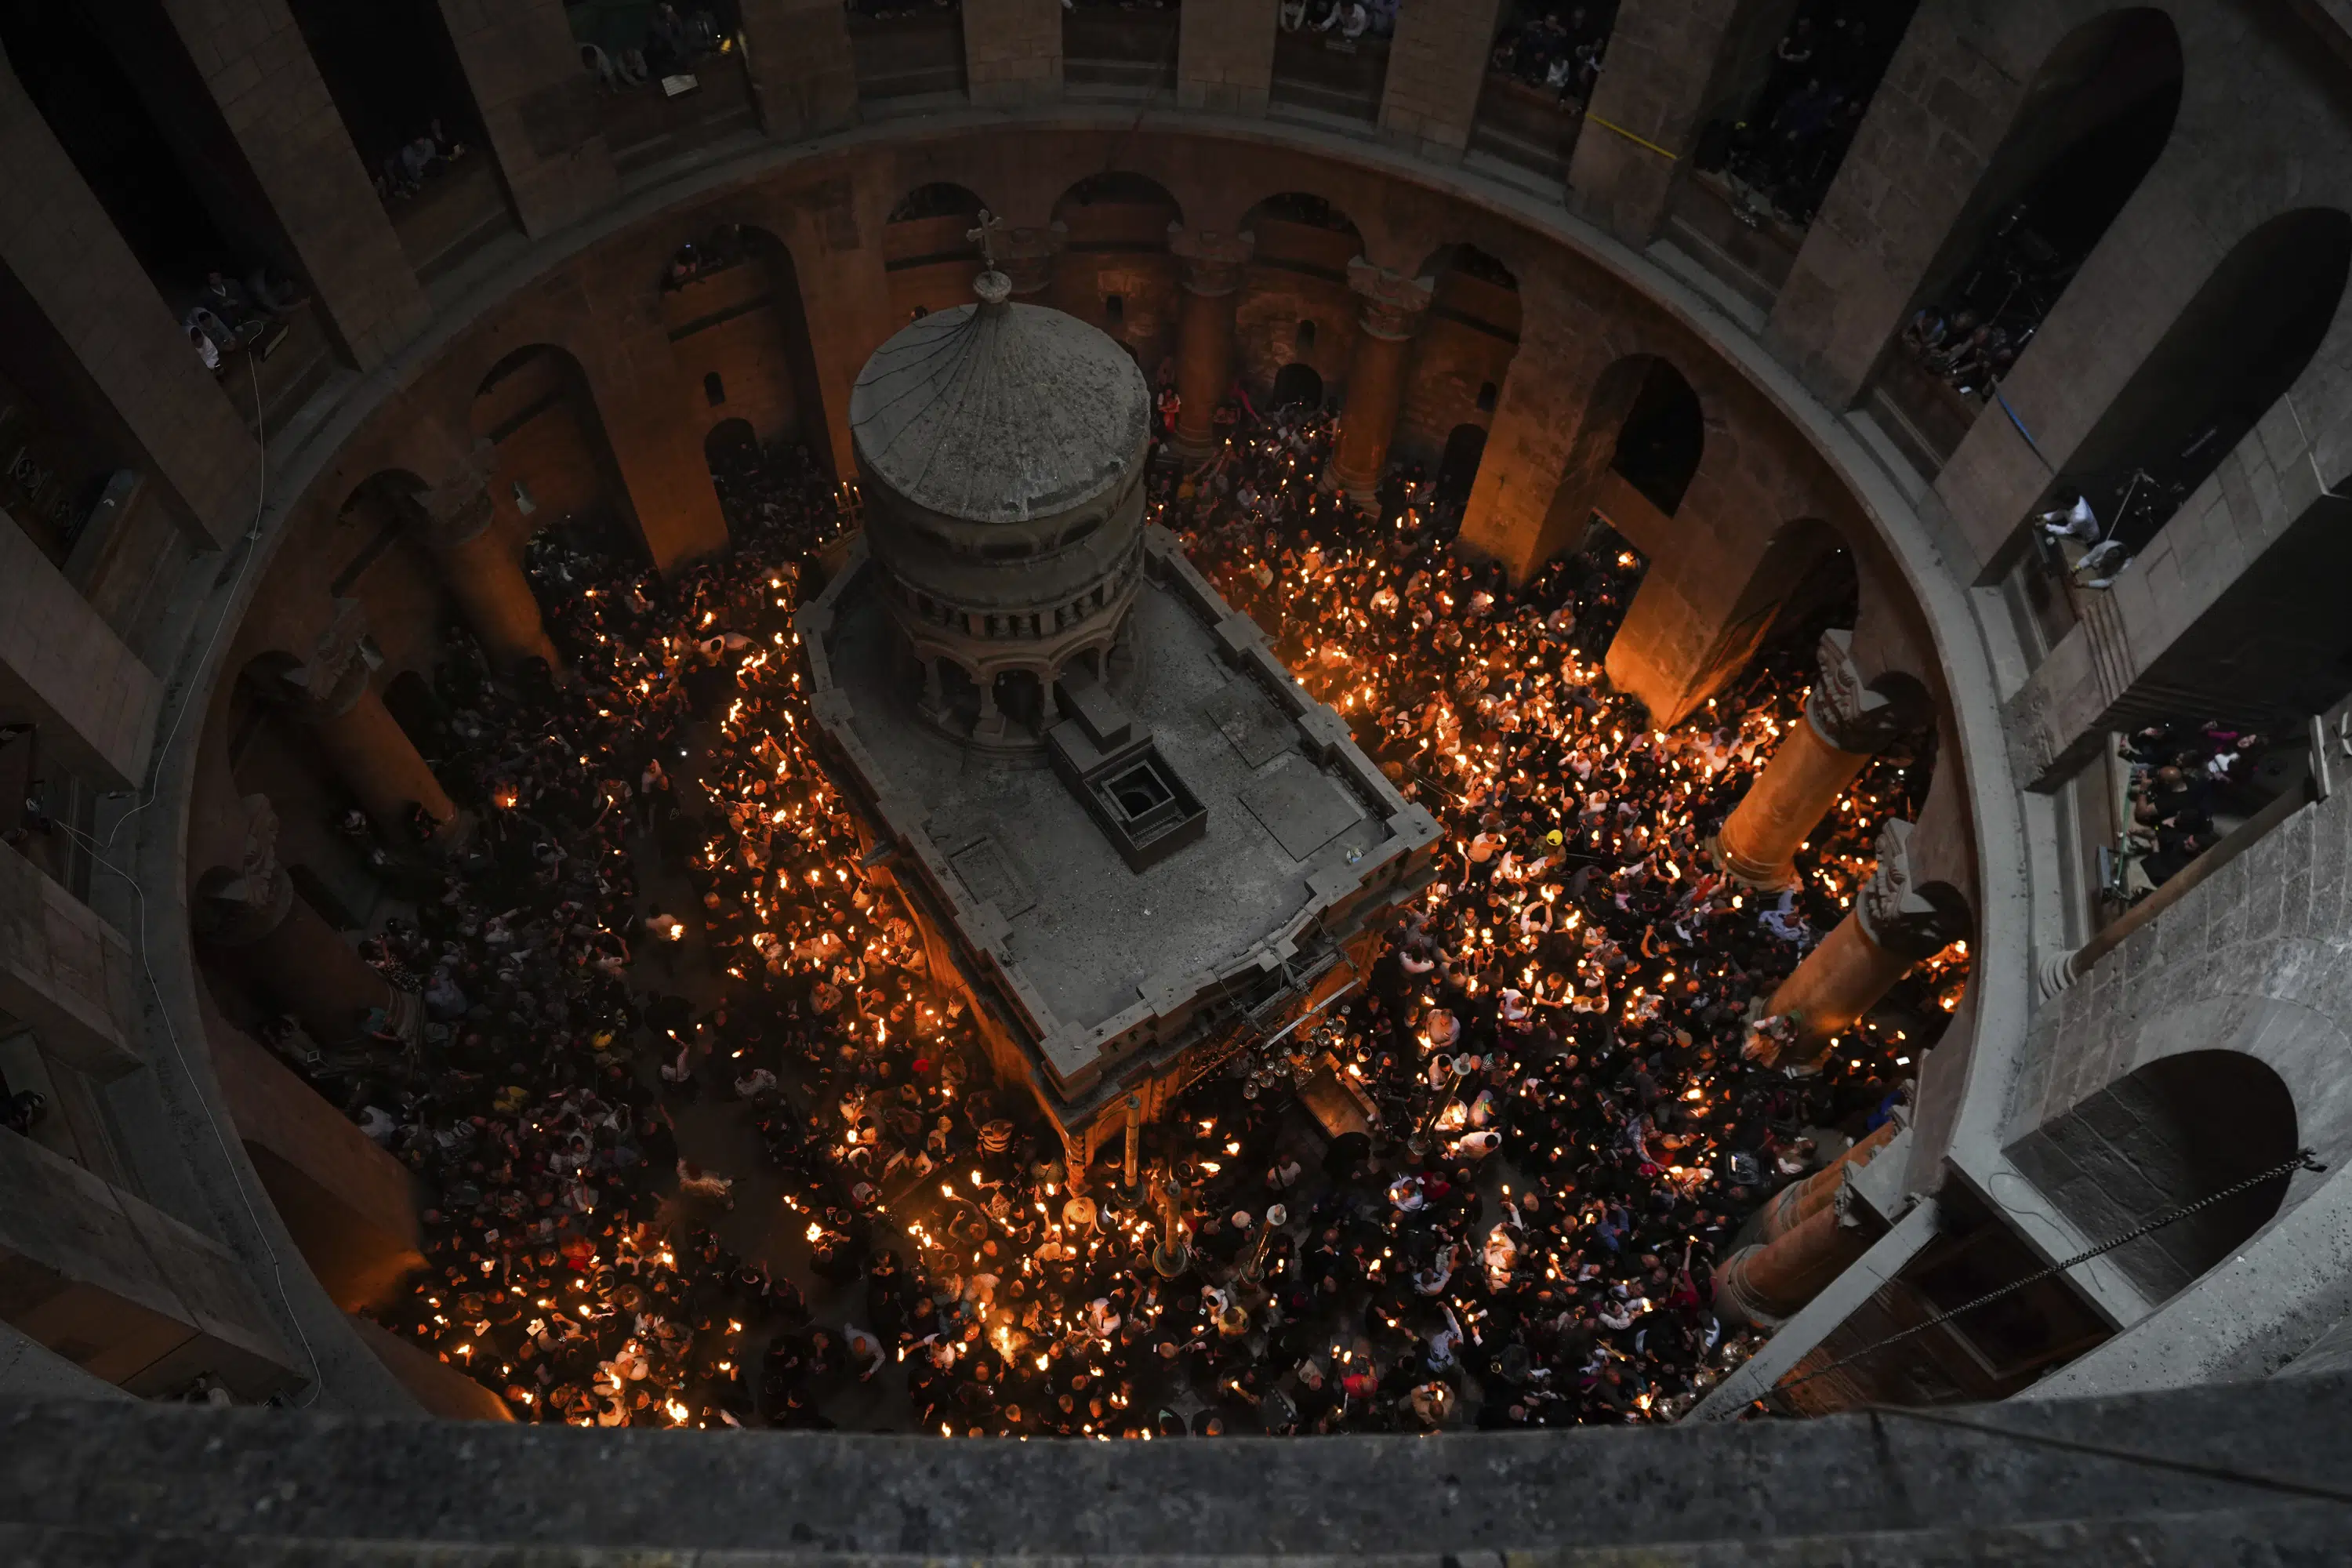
67, 351, 327, 1406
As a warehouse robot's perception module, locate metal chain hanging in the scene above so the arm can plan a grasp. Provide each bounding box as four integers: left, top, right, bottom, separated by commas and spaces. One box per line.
1769, 1146, 2329, 1394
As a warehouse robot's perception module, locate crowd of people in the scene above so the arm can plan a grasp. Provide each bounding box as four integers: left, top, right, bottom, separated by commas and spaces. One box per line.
2114, 720, 2270, 895
325, 376, 1962, 1435
1486, 2, 1615, 103
1279, 0, 1398, 42
575, 2, 737, 91
1700, 0, 1905, 227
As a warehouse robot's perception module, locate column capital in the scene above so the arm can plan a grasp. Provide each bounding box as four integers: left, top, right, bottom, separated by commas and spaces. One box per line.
296, 598, 375, 722
417, 441, 499, 550
1854, 819, 1969, 960
1807, 628, 1928, 753
1169, 223, 1256, 296
1346, 258, 1434, 339
194, 794, 294, 946
999, 223, 1067, 299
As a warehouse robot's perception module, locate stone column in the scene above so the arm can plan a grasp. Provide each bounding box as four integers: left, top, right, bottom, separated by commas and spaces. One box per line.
739, 0, 858, 140
1175, 0, 1278, 114
417, 448, 560, 670
1715, 630, 1927, 887
1762, 819, 1969, 1065
999, 223, 1068, 303
434, 0, 617, 237
1754, 1116, 1899, 1244
1712, 1184, 1873, 1327
1330, 260, 1433, 511
0, 840, 140, 1076
295, 603, 459, 840
0, 524, 162, 794
195, 797, 405, 1044
964, 0, 1062, 108
1376, 0, 1505, 159
1167, 226, 1256, 460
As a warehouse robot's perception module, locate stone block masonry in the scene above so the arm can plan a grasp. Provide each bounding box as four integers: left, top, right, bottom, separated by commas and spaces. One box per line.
1178, 0, 1279, 114
964, 0, 1062, 107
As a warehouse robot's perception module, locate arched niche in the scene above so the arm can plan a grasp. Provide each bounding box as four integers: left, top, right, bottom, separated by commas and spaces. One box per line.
1235, 192, 1366, 405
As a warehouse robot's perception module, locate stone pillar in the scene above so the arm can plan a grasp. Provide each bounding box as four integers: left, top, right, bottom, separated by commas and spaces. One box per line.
1330, 260, 1433, 510
154, 0, 430, 368
417, 448, 560, 670
1762, 819, 1969, 1063
196, 797, 403, 1044
1715, 630, 1928, 887
295, 602, 459, 840
0, 840, 140, 1077
1712, 1184, 1872, 1327
1376, 0, 1505, 158
434, 0, 618, 237
964, 0, 1062, 108
0, 45, 254, 548
1176, 0, 1277, 114
0, 524, 162, 794
999, 223, 1067, 303
1167, 226, 1255, 459
1755, 1116, 1899, 1243
211, 1024, 423, 1313
0, 1124, 305, 1397
739, 0, 858, 140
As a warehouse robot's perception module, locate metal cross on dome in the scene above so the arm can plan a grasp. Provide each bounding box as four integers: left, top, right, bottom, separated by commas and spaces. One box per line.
967, 209, 1007, 270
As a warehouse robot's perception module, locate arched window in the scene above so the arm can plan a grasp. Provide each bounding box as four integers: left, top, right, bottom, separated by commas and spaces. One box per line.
702, 371, 725, 407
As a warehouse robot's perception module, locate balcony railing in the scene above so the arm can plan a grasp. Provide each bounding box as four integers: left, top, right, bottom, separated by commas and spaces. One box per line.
1063, 6, 1179, 97
1467, 73, 1579, 184
1269, 28, 1388, 125
850, 8, 968, 105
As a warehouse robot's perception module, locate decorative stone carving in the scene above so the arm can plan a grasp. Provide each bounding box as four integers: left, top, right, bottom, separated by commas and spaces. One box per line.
194, 794, 292, 943
419, 441, 499, 548
1856, 818, 1968, 960
295, 599, 374, 721
1809, 629, 1927, 753
1169, 224, 1256, 297
1345, 258, 1434, 341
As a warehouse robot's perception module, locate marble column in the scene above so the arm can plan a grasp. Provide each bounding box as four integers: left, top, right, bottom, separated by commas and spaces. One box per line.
1761, 820, 1969, 1066
196, 796, 408, 1044
1167, 224, 1256, 459
1712, 1185, 1873, 1327
296, 601, 459, 842
999, 223, 1067, 303
1715, 630, 1928, 887
417, 448, 561, 671
1329, 260, 1433, 511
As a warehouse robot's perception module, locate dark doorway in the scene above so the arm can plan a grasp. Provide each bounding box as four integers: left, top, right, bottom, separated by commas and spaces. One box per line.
1435, 423, 1487, 505
704, 417, 757, 469
1611, 360, 1704, 517
1271, 361, 1323, 410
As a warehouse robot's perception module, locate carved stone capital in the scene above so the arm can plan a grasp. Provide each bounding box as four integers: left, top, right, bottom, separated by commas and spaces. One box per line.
1346, 257, 1433, 340
1169, 223, 1256, 297
296, 598, 374, 721
195, 793, 293, 945
419, 441, 499, 548
1807, 628, 1927, 753
1856, 818, 1969, 960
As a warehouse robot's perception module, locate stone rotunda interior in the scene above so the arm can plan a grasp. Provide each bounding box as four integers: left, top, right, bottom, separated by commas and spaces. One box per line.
3, 0, 2352, 1558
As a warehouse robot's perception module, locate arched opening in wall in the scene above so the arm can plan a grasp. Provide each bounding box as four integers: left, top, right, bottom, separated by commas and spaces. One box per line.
0, 0, 337, 427
471, 343, 645, 566
1064, 0, 1178, 97
2008, 1050, 2298, 1304
995, 670, 1046, 736
884, 183, 989, 322
1238, 194, 1363, 408
847, 0, 966, 105
1051, 173, 1181, 368
1271, 363, 1325, 410
1468, 0, 1621, 180
1869, 9, 2183, 479
704, 418, 757, 471
664, 224, 833, 481
1696, 0, 1926, 231
2055, 209, 2351, 560
1610, 358, 1704, 518
1271, 0, 1395, 124
1401, 244, 1519, 491
281, 0, 515, 283
1435, 424, 1488, 506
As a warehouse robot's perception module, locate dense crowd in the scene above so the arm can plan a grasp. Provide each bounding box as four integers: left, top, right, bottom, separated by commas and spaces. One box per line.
2116, 720, 2270, 895
1703, 0, 1902, 227
1487, 2, 1615, 103
332, 381, 1963, 1435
